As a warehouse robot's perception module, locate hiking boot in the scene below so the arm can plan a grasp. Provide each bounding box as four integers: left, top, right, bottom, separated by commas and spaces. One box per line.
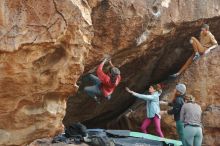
170, 72, 180, 78
193, 52, 200, 61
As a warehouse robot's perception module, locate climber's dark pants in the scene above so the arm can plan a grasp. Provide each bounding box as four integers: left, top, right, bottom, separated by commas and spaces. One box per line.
84, 74, 111, 100
84, 74, 102, 98
177, 37, 206, 74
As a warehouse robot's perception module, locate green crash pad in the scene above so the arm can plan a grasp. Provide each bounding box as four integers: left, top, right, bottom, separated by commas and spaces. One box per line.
130, 132, 182, 146
106, 130, 182, 146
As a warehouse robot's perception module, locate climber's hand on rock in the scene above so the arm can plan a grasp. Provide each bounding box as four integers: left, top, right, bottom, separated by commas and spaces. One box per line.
102, 56, 112, 64
103, 54, 111, 62
109, 60, 114, 67
204, 49, 210, 55
204, 45, 217, 55
102, 58, 107, 64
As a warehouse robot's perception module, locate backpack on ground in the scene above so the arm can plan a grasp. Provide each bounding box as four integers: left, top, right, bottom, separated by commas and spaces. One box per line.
64, 122, 87, 144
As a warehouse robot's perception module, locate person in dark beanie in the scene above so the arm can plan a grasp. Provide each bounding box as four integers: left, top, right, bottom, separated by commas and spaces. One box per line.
84, 58, 121, 103
126, 84, 164, 137
160, 83, 186, 145
180, 95, 203, 146
171, 24, 218, 77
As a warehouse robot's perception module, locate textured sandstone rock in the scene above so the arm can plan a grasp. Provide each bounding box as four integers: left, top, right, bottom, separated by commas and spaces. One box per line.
0, 0, 94, 145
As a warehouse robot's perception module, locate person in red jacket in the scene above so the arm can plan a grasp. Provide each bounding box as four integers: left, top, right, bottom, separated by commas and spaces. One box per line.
84, 58, 121, 103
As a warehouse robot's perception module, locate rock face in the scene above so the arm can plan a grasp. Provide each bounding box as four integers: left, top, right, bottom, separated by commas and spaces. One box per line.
0, 0, 94, 145
0, 0, 220, 146
108, 47, 220, 146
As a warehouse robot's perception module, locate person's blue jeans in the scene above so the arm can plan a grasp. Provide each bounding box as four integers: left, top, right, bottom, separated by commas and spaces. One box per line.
176, 120, 185, 146
84, 74, 111, 99
84, 74, 102, 98
183, 125, 203, 146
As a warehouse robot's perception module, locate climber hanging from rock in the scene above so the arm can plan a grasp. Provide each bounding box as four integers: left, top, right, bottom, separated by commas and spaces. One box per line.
171, 24, 218, 77
125, 84, 164, 137
84, 58, 121, 104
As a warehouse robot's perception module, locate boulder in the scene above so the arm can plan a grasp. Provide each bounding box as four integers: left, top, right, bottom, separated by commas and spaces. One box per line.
1, 0, 220, 145
0, 0, 94, 145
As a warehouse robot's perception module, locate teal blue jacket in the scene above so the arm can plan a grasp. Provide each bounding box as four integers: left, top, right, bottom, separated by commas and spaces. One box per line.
132, 91, 161, 119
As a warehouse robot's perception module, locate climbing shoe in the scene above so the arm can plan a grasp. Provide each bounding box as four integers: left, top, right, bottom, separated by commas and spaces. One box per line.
193, 52, 200, 61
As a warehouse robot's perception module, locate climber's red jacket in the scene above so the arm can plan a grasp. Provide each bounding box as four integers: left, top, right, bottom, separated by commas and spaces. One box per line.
96, 63, 121, 97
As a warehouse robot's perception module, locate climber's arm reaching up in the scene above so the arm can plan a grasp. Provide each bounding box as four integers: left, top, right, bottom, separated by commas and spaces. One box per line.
96, 58, 109, 84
